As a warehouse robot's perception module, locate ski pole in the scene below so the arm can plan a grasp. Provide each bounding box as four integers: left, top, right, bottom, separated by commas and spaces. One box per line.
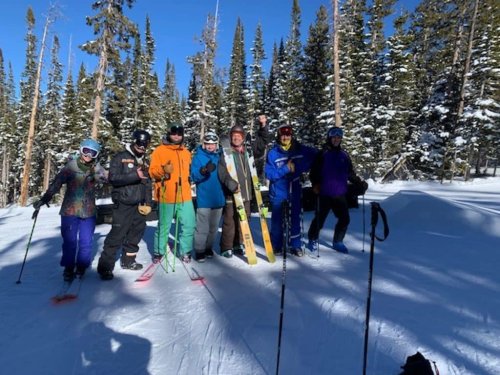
315, 194, 320, 258
16, 210, 40, 284
172, 180, 180, 272
276, 199, 290, 375
362, 202, 389, 375
160, 179, 168, 273
362, 194, 366, 252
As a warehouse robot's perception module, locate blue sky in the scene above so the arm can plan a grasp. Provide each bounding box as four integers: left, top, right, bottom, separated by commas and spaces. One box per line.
0, 0, 418, 97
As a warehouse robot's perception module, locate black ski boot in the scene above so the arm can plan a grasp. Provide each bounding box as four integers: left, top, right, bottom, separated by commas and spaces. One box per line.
75, 265, 86, 278
63, 266, 75, 282
120, 255, 143, 270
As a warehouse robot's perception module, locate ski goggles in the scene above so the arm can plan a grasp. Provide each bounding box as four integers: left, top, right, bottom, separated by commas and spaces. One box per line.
278, 127, 293, 136
169, 126, 184, 136
203, 133, 219, 144
80, 146, 99, 159
328, 127, 343, 138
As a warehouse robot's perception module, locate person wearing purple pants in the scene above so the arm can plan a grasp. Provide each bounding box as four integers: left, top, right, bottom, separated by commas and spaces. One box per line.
33, 139, 108, 281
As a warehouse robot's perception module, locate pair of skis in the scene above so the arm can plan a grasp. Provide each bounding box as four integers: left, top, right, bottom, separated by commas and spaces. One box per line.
135, 250, 204, 283
221, 137, 275, 265
51, 276, 83, 304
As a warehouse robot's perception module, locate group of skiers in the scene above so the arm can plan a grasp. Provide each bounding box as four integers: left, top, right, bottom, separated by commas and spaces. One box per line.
33, 114, 368, 281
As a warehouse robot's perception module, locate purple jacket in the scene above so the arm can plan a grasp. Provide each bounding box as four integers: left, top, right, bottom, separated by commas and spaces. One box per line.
310, 147, 354, 197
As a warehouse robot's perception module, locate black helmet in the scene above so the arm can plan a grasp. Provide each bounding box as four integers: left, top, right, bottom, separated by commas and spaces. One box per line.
132, 129, 151, 149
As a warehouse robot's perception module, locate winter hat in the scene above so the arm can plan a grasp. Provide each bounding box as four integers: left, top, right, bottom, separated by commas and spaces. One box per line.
79, 138, 101, 159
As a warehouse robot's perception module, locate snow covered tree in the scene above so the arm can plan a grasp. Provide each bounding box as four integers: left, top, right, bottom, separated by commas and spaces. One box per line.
301, 5, 331, 146
80, 0, 138, 139
283, 0, 304, 126
248, 23, 267, 137
223, 18, 248, 130
39, 35, 64, 192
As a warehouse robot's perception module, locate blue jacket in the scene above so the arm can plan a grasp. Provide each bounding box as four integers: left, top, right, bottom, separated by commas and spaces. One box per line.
265, 141, 317, 202
191, 145, 226, 209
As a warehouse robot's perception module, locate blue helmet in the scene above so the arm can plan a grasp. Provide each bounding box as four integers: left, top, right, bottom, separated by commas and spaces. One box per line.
327, 127, 343, 139
80, 138, 101, 159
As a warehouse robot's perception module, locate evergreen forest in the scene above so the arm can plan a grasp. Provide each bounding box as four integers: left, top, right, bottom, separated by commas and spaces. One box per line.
0, 0, 498, 207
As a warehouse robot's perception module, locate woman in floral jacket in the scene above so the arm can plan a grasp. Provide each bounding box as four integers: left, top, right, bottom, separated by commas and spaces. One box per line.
34, 139, 108, 281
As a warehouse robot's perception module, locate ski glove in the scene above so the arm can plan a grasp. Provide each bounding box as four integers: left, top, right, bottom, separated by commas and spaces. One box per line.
200, 161, 216, 176
138, 204, 152, 216
162, 161, 174, 175
33, 195, 50, 210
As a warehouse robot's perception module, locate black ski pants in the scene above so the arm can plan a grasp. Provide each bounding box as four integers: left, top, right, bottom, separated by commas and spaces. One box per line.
308, 195, 350, 243
98, 202, 147, 271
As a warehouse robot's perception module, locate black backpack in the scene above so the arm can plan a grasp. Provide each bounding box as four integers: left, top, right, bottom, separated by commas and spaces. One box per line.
400, 352, 435, 375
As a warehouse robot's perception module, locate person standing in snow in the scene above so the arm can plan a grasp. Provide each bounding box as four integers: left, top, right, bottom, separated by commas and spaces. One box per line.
219, 121, 270, 258
33, 139, 108, 281
306, 127, 365, 254
265, 123, 317, 256
190, 131, 238, 262
149, 123, 195, 263
97, 130, 153, 280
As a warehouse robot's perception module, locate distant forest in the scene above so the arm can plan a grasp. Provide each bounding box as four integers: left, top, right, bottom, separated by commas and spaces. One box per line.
0, 0, 498, 206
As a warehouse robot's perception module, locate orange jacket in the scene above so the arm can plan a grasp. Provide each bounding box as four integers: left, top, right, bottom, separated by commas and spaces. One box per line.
149, 143, 192, 203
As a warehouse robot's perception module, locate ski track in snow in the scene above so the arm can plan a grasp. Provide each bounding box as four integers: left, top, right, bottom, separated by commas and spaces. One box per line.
1, 178, 500, 374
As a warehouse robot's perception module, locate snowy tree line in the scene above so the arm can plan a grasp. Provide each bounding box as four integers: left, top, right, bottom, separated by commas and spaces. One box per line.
0, 0, 498, 207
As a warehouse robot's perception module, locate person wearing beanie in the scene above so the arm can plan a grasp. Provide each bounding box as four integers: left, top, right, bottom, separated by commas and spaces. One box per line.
191, 131, 238, 262
97, 130, 153, 280
306, 126, 364, 254
149, 123, 195, 264
33, 138, 108, 282
264, 124, 317, 256
219, 119, 270, 258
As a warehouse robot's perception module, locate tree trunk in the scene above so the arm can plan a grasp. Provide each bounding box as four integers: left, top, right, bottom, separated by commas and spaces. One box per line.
43, 154, 51, 191
1, 143, 9, 207
332, 0, 342, 127
461, 0, 479, 181
19, 16, 51, 206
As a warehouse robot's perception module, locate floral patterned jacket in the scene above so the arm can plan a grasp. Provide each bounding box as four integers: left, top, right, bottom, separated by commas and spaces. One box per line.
43, 155, 108, 218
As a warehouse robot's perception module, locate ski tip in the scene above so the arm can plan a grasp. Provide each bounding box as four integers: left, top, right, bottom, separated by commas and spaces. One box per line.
51, 294, 78, 305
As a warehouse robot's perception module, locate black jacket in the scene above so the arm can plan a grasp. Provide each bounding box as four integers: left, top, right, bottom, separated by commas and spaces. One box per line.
109, 145, 152, 206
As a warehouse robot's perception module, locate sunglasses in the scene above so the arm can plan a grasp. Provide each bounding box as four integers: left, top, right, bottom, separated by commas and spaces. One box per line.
170, 126, 184, 136
81, 147, 99, 159
278, 127, 293, 136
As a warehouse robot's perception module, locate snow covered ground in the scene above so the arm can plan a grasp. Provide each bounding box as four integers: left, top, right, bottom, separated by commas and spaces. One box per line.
1, 178, 499, 374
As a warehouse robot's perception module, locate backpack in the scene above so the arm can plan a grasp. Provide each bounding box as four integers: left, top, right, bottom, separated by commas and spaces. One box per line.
400, 352, 435, 375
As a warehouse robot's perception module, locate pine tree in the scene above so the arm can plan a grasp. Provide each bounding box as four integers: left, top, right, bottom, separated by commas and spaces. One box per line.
338, 0, 373, 174
40, 35, 64, 192
302, 5, 331, 146
223, 18, 248, 130
283, 0, 304, 126
162, 60, 182, 128
248, 22, 267, 136
80, 0, 138, 139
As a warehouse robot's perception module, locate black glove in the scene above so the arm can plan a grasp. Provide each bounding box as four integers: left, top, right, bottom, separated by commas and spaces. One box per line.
200, 161, 216, 176
33, 195, 50, 210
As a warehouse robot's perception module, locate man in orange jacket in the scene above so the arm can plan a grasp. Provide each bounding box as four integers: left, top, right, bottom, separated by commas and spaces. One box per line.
149, 123, 195, 263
